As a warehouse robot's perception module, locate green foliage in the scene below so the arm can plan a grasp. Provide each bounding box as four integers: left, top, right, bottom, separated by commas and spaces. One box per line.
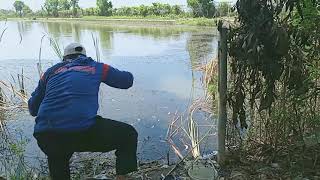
83, 8, 98, 16
58, 0, 70, 10
216, 2, 231, 17
57, 9, 73, 17
0, 131, 36, 180
13, 1, 25, 17
42, 0, 76, 17
7, 0, 216, 24
0, 9, 16, 18
172, 5, 184, 15
12, 1, 33, 17
227, 0, 320, 146
290, 0, 320, 84
44, 0, 59, 17
187, 0, 216, 18
97, 0, 112, 16
177, 17, 217, 26
70, 0, 79, 17
151, 3, 171, 16
113, 3, 185, 17
22, 5, 32, 16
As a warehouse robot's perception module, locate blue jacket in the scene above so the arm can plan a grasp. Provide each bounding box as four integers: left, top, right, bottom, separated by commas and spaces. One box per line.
28, 56, 133, 133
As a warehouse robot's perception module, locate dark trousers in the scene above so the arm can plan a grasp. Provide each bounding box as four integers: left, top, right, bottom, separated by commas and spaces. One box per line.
34, 116, 138, 180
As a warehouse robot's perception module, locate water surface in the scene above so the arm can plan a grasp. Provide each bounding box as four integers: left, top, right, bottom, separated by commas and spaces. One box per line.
0, 21, 218, 162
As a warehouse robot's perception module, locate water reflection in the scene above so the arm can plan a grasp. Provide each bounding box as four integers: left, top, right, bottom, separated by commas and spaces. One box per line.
59, 22, 73, 36
187, 33, 217, 66
17, 21, 32, 38
97, 28, 113, 51
72, 23, 81, 42
45, 21, 62, 38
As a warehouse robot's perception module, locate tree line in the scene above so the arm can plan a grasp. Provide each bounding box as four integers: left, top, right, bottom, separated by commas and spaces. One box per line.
3, 0, 234, 18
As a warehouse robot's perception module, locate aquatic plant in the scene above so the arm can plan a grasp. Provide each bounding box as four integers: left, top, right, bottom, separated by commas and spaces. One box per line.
91, 33, 101, 62
0, 128, 45, 179
37, 34, 46, 77
17, 68, 26, 95
166, 58, 217, 177
49, 37, 63, 60
0, 27, 7, 43
0, 23, 28, 110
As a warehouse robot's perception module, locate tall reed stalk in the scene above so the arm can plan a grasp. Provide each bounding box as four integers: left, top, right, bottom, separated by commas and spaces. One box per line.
91, 33, 101, 62
17, 68, 26, 95
0, 27, 7, 43
0, 87, 3, 106
38, 35, 46, 77
49, 37, 63, 60
188, 108, 200, 158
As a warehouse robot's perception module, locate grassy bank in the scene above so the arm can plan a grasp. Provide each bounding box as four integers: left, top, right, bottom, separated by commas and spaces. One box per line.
3, 16, 235, 27
82, 16, 222, 26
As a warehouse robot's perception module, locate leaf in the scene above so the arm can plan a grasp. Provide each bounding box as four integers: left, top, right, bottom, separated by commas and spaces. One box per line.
247, 32, 254, 47
242, 40, 247, 49
296, 0, 304, 19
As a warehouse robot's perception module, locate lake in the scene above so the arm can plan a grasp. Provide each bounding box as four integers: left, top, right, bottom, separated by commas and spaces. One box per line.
0, 20, 218, 164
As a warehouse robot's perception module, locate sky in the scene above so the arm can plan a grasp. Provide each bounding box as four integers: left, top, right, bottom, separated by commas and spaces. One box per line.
0, 0, 236, 11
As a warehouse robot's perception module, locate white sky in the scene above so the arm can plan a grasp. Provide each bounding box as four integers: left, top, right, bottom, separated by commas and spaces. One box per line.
0, 0, 236, 10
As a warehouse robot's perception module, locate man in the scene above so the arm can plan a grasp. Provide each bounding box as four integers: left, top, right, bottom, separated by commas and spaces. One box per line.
28, 43, 137, 180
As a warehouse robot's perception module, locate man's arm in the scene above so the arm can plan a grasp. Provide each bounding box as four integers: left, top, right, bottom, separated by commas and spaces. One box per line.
101, 64, 134, 89
28, 78, 46, 117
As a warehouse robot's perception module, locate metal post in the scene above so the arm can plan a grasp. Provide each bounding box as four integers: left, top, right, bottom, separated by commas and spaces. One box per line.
217, 21, 228, 165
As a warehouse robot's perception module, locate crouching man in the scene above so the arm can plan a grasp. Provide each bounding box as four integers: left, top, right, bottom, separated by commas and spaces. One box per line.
28, 43, 137, 180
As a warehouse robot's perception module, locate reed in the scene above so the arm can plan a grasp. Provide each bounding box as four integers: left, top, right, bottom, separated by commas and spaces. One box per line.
188, 107, 201, 158
91, 33, 101, 62
0, 27, 7, 43
165, 58, 217, 177
49, 37, 63, 60
17, 68, 26, 95
0, 24, 7, 109
0, 80, 28, 110
38, 35, 46, 77
0, 87, 3, 107
19, 32, 22, 44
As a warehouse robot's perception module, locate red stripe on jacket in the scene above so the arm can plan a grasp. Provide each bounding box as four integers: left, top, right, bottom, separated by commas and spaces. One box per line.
102, 64, 109, 81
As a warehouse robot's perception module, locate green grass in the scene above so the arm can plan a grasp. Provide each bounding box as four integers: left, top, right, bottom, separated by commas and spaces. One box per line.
83, 16, 219, 26
5, 15, 228, 27
83, 15, 189, 20
177, 18, 218, 26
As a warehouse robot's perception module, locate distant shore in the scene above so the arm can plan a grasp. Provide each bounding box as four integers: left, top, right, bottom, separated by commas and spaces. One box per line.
2, 16, 235, 27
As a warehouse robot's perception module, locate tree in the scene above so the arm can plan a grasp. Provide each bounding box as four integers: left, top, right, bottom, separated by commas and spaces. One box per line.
70, 0, 79, 17
22, 4, 33, 16
0, 9, 16, 18
13, 0, 25, 17
44, 0, 59, 17
227, 0, 319, 148
97, 0, 112, 16
83, 8, 98, 16
139, 5, 149, 17
187, 0, 216, 18
59, 0, 70, 10
172, 5, 183, 15
217, 2, 231, 17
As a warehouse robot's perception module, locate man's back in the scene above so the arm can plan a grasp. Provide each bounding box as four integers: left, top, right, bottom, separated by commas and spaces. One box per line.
29, 43, 137, 180
29, 56, 133, 133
